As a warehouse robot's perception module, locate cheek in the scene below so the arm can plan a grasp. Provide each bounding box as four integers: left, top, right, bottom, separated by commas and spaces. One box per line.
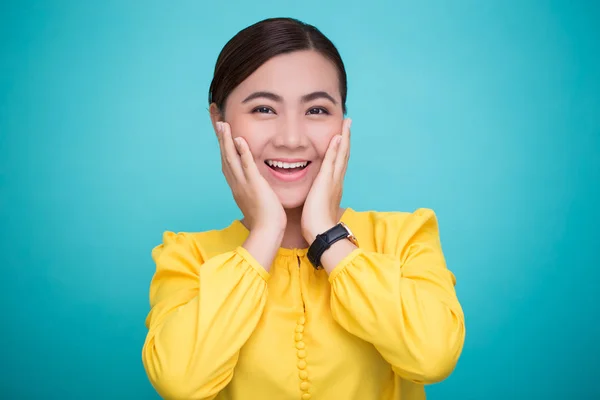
314, 138, 332, 158
310, 123, 342, 158
228, 116, 273, 157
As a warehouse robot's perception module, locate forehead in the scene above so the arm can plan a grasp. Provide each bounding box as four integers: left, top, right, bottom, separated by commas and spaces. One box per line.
231, 50, 341, 100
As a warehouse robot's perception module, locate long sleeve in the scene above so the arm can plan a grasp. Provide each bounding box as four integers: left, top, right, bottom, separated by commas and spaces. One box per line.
142, 231, 269, 400
329, 209, 465, 384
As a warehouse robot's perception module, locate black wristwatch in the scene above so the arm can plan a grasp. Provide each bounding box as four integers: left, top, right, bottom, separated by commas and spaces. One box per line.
307, 222, 358, 269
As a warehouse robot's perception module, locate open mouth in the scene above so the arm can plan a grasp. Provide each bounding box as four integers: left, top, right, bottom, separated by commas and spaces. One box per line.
265, 160, 311, 174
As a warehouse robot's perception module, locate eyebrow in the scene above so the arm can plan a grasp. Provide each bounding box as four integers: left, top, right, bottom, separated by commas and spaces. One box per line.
242, 91, 282, 103
242, 91, 338, 105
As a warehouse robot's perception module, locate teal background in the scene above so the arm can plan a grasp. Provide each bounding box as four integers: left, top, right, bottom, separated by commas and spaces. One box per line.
1, 1, 598, 399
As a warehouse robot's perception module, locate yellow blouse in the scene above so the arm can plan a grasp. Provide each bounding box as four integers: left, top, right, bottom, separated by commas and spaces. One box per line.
142, 208, 465, 400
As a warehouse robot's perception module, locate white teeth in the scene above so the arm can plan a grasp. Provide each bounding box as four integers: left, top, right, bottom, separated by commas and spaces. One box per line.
266, 160, 308, 169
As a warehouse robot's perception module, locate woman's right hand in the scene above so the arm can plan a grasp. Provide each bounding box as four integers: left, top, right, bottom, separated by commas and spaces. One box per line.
217, 122, 286, 268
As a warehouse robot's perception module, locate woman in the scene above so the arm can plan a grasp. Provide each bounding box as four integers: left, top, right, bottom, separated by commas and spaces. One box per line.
142, 17, 465, 400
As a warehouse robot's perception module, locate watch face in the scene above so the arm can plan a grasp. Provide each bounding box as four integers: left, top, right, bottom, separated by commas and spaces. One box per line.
340, 222, 353, 236
340, 222, 358, 246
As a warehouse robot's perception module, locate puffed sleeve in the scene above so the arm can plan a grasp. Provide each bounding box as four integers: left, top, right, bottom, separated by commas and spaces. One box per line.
329, 209, 465, 384
142, 231, 269, 400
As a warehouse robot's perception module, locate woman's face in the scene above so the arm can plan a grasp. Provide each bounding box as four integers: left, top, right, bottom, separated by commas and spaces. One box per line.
218, 50, 344, 209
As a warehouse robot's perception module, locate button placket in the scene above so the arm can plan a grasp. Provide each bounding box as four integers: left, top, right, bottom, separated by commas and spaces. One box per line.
294, 254, 312, 399
295, 315, 311, 399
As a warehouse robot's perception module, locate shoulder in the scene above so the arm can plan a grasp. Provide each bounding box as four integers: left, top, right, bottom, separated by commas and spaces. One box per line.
344, 207, 443, 253
151, 220, 246, 264
345, 207, 439, 233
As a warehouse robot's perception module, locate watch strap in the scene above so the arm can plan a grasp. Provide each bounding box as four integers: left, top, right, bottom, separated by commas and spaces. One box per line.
307, 224, 350, 269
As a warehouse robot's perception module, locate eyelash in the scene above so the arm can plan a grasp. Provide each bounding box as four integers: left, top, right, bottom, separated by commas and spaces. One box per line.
253, 106, 275, 114
307, 107, 329, 115
251, 106, 330, 115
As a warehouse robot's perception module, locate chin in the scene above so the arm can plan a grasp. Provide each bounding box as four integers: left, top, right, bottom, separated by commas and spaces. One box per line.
275, 188, 308, 210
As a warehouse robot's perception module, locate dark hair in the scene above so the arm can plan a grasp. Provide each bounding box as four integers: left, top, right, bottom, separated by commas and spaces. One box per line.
208, 17, 347, 116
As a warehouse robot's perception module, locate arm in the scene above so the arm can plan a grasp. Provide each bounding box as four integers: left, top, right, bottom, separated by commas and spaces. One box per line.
141, 231, 272, 400
326, 209, 465, 384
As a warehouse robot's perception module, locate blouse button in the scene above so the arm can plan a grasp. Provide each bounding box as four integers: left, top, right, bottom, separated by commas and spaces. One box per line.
297, 349, 306, 359
295, 325, 304, 333
299, 370, 308, 380
295, 341, 305, 350
297, 316, 306, 325
300, 381, 310, 391
295, 333, 303, 341
297, 359, 307, 369
302, 394, 312, 400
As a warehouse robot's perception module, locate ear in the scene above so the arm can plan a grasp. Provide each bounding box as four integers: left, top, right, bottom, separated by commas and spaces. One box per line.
209, 103, 223, 136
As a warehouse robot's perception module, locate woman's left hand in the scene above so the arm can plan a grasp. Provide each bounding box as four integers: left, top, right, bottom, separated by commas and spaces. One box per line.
301, 118, 352, 243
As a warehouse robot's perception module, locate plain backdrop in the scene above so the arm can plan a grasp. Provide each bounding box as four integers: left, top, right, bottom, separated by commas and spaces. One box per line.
1, 1, 599, 399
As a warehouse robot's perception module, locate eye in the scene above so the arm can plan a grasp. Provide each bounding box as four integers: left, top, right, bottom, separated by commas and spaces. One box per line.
306, 107, 329, 115
252, 106, 275, 114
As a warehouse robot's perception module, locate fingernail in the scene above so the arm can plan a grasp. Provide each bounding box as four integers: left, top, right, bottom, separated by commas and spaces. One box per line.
336, 135, 342, 145
216, 122, 222, 132
234, 137, 242, 148
348, 119, 352, 129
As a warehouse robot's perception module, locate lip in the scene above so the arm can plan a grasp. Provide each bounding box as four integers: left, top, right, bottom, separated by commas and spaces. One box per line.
266, 158, 308, 163
265, 160, 311, 182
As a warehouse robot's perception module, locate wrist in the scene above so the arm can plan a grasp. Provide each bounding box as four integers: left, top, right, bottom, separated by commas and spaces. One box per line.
303, 221, 337, 244
305, 221, 359, 271
250, 226, 284, 244
244, 227, 284, 272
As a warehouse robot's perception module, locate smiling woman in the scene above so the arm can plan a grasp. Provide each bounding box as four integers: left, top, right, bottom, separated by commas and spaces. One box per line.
141, 17, 466, 400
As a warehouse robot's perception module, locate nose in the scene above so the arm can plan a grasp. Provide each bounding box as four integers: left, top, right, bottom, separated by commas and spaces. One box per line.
273, 116, 308, 149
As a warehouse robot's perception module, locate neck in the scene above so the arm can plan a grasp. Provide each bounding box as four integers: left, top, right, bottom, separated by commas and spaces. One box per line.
280, 206, 347, 249
240, 207, 346, 250
281, 206, 307, 249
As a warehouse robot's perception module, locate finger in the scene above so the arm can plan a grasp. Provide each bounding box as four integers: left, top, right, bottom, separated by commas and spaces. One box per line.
234, 137, 262, 182
216, 122, 234, 180
221, 122, 245, 182
217, 122, 232, 172
216, 121, 226, 165
334, 118, 352, 178
321, 133, 342, 176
